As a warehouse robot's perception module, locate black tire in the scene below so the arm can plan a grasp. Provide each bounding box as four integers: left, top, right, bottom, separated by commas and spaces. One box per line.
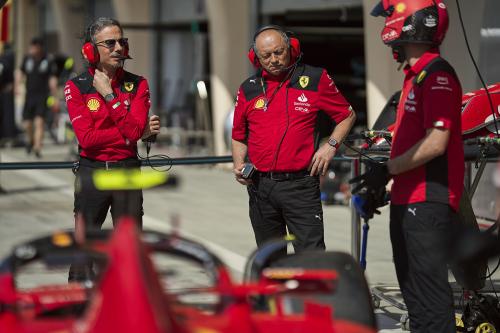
269, 251, 377, 329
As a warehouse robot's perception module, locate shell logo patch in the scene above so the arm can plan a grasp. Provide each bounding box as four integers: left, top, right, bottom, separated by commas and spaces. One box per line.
254, 98, 266, 109
395, 2, 406, 13
124, 82, 134, 92
299, 76, 310, 88
87, 98, 101, 112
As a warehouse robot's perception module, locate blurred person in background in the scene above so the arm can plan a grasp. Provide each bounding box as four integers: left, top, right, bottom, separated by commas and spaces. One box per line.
46, 54, 77, 145
232, 25, 356, 254
0, 42, 18, 147
15, 37, 58, 158
65, 17, 159, 281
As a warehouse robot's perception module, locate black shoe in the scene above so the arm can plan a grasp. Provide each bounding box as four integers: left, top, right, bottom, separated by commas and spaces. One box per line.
34, 150, 42, 159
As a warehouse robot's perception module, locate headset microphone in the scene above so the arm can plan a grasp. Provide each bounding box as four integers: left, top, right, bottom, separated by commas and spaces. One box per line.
280, 52, 303, 73
116, 54, 133, 60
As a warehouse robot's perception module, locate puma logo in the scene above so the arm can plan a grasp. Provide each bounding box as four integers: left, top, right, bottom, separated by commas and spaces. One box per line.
408, 208, 417, 216
315, 214, 322, 221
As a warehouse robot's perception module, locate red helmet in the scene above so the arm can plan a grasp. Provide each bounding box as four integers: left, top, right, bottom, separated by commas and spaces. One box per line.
371, 0, 449, 46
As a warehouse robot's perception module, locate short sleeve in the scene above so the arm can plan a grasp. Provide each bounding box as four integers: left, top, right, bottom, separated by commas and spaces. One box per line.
231, 87, 248, 142
422, 72, 462, 130
316, 70, 353, 124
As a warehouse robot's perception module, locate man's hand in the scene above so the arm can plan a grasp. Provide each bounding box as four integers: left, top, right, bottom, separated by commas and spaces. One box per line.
233, 163, 253, 186
142, 115, 160, 140
93, 69, 113, 97
309, 143, 337, 176
349, 160, 391, 195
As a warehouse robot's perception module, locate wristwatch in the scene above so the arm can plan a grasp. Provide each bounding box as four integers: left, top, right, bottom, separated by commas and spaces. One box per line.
104, 93, 116, 103
328, 138, 340, 149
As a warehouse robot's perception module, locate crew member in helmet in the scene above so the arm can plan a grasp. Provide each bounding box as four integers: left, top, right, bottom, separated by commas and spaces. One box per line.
232, 26, 356, 253
351, 1, 463, 331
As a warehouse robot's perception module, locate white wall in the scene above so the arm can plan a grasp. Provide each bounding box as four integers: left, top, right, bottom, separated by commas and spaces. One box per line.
206, 0, 251, 155
112, 0, 152, 83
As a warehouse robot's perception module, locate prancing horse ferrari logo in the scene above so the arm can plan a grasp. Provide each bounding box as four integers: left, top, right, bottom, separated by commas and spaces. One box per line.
124, 82, 134, 92
299, 76, 310, 88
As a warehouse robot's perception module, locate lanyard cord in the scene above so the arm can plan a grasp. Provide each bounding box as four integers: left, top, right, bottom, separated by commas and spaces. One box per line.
260, 69, 294, 111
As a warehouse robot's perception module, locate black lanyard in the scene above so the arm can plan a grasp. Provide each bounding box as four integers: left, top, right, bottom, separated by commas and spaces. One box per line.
260, 76, 287, 112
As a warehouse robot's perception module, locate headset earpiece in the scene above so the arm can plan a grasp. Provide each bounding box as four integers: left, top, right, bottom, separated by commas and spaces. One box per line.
288, 37, 301, 63
123, 43, 130, 59
82, 42, 99, 66
247, 47, 260, 68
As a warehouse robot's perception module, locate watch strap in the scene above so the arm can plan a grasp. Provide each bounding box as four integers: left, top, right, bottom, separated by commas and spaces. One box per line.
328, 138, 340, 149
104, 93, 116, 103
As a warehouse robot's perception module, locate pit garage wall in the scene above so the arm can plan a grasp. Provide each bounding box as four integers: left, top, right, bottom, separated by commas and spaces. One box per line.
50, 0, 87, 73
45, 0, 152, 77
206, 0, 251, 156
209, 0, 488, 154
13, 0, 39, 67
111, 0, 152, 84
362, 0, 486, 127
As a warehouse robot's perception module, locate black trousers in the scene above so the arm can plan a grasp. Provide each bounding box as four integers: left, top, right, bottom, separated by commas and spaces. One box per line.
74, 162, 143, 230
69, 160, 143, 281
390, 202, 456, 333
0, 90, 17, 139
247, 175, 325, 253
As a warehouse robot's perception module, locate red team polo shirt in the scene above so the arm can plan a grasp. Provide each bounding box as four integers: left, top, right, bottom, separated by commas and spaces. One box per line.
232, 64, 352, 172
65, 68, 150, 161
390, 49, 463, 211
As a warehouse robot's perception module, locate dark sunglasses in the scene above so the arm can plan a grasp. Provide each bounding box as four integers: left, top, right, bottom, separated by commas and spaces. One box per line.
96, 38, 129, 49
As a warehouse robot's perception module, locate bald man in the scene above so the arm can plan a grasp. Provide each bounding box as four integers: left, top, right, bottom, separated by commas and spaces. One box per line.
232, 26, 356, 254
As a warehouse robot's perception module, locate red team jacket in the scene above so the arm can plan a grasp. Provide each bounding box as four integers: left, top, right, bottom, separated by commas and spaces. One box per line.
65, 68, 150, 161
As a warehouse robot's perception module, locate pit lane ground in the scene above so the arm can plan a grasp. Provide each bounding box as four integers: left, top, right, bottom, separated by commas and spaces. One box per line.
2, 141, 496, 332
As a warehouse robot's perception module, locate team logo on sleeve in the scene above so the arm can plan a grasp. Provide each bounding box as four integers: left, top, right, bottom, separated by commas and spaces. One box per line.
431, 75, 453, 91
436, 76, 449, 85
254, 98, 266, 109
87, 98, 101, 112
299, 76, 310, 88
124, 82, 134, 92
64, 85, 72, 101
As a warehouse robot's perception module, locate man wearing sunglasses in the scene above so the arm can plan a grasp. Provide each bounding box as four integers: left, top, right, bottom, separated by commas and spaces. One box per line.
351, 1, 463, 331
64, 17, 159, 280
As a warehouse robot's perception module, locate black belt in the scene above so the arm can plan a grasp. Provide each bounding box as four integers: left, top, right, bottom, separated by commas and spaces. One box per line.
258, 170, 310, 181
79, 156, 141, 170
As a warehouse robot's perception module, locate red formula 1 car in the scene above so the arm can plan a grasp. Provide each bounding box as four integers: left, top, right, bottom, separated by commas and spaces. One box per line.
366, 82, 500, 144
0, 218, 377, 333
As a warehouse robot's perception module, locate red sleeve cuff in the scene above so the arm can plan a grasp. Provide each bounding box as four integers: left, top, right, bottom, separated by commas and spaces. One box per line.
232, 132, 247, 142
